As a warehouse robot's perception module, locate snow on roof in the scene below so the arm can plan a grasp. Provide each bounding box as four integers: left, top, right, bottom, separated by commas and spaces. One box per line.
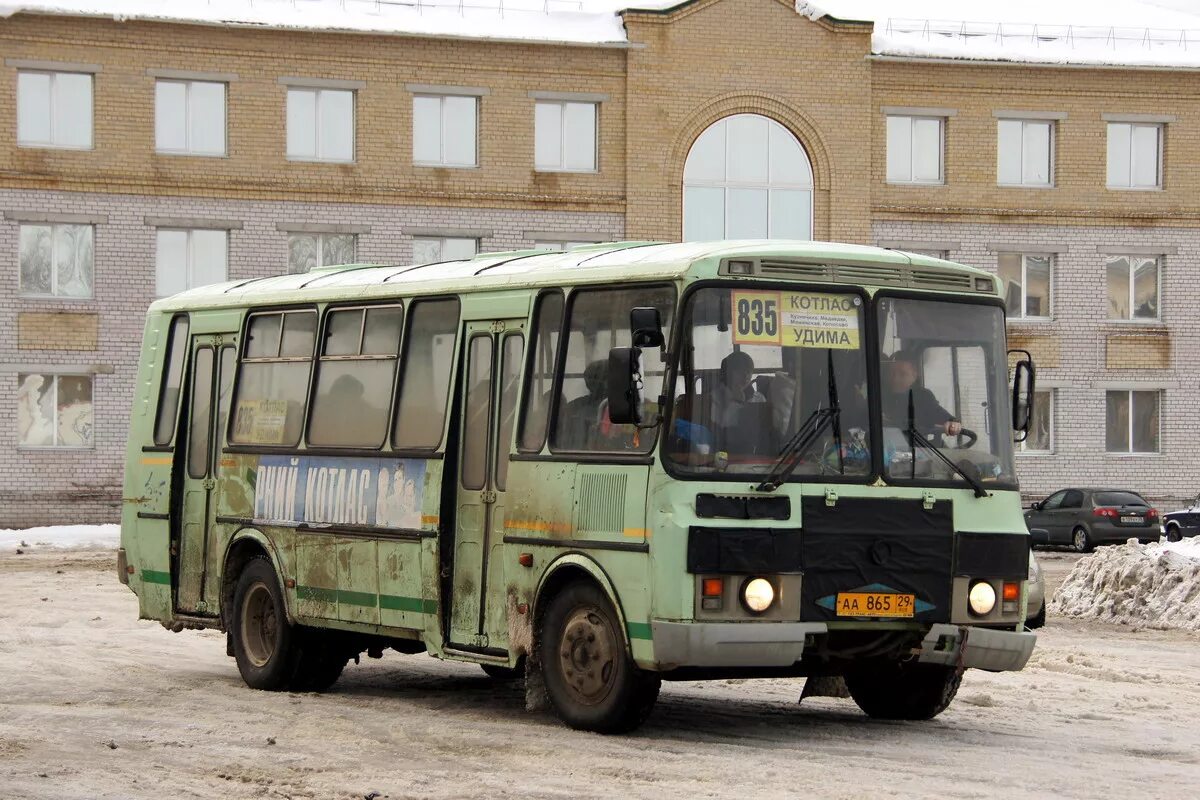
6, 0, 1200, 67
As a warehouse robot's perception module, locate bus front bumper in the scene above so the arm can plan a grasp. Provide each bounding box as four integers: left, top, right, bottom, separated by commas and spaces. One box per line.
649, 621, 1036, 672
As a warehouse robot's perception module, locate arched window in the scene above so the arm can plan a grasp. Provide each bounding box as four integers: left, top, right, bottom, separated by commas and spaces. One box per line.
683, 114, 813, 241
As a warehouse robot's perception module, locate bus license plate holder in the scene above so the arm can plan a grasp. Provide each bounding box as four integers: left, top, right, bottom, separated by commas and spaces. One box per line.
835, 592, 915, 618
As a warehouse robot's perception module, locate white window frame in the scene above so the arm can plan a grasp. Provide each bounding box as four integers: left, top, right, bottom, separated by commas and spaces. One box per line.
1105, 389, 1161, 455
534, 100, 598, 173
155, 79, 227, 156
155, 228, 229, 297
16, 372, 95, 450
1106, 122, 1163, 190
286, 87, 355, 163
1106, 255, 1161, 322
996, 118, 1054, 188
999, 253, 1053, 321
1017, 388, 1054, 454
18, 222, 95, 299
16, 69, 94, 150
885, 115, 944, 185
412, 94, 478, 168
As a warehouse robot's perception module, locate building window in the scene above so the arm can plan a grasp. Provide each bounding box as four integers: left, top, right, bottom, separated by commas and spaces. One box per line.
534, 101, 596, 172
17, 71, 93, 149
17, 373, 94, 448
1107, 123, 1162, 189
1018, 389, 1053, 453
155, 80, 226, 156
412, 237, 477, 264
287, 232, 356, 274
18, 223, 94, 298
886, 116, 943, 184
1106, 255, 1159, 321
286, 88, 354, 162
1106, 389, 1159, 453
998, 253, 1052, 319
413, 95, 477, 167
156, 229, 228, 297
997, 119, 1052, 187
683, 114, 813, 241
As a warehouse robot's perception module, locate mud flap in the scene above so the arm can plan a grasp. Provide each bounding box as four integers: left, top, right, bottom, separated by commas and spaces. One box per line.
524, 652, 549, 713
799, 675, 850, 703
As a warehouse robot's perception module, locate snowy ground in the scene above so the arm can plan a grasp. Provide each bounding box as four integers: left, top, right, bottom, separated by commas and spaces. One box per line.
1, 547, 1197, 799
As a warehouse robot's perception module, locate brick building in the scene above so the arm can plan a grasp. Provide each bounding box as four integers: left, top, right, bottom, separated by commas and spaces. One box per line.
2, 0, 1199, 526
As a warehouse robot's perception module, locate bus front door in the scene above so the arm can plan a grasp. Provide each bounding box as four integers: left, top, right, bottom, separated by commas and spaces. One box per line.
176, 338, 235, 616
449, 319, 525, 651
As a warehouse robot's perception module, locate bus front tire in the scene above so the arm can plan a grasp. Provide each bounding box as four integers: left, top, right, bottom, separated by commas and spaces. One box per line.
231, 557, 346, 692
539, 582, 660, 733
845, 660, 963, 721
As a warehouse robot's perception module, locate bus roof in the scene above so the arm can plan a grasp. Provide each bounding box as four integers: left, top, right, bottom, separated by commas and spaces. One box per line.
151, 239, 996, 312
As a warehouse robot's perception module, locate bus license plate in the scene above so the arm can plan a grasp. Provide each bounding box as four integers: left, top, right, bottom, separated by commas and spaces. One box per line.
836, 592, 915, 618
1121, 516, 1144, 524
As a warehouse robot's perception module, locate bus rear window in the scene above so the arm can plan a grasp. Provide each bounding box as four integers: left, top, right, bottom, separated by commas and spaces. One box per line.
153, 315, 189, 445
230, 309, 316, 446
393, 298, 460, 450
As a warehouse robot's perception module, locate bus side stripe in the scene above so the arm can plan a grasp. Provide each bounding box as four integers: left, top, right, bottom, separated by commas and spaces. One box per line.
296, 585, 436, 614
625, 621, 653, 641
141, 569, 171, 585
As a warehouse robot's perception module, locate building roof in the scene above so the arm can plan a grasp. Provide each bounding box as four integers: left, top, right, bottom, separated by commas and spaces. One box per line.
153, 239, 984, 311
6, 0, 1200, 67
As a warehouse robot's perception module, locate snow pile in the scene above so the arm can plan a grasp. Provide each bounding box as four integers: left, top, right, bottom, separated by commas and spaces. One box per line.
1, 524, 120, 551
1050, 537, 1200, 631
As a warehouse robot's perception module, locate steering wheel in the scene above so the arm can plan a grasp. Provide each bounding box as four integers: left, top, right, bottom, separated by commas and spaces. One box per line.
952, 427, 978, 449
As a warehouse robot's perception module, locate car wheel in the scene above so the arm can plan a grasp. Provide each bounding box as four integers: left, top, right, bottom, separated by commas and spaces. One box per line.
1072, 526, 1092, 554
1166, 523, 1182, 543
1027, 605, 1046, 630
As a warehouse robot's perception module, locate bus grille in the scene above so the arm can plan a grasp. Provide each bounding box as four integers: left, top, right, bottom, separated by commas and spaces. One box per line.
758, 260, 980, 292
577, 472, 627, 534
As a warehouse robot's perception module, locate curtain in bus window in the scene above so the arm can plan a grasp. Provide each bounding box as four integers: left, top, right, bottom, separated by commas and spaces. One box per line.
551, 285, 674, 453
308, 306, 402, 448
519, 292, 564, 452
230, 310, 316, 446
393, 298, 460, 449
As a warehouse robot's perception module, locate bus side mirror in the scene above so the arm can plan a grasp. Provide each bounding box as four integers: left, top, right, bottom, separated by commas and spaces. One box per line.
607, 347, 644, 425
630, 307, 664, 348
1010, 349, 1036, 440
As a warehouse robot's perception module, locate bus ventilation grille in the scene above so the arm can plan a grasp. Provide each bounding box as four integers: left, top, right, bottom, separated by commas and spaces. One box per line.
759, 261, 977, 291
576, 472, 628, 534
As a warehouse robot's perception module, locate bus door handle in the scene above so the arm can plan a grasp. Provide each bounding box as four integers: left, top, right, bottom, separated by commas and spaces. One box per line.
480, 490, 497, 505
202, 478, 216, 491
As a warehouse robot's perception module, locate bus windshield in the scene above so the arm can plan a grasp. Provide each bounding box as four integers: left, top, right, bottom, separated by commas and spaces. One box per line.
877, 296, 1016, 487
666, 286, 872, 478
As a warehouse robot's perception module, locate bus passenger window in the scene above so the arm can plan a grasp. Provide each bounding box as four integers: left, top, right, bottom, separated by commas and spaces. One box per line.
153, 315, 190, 446
551, 285, 674, 453
518, 292, 563, 452
393, 298, 460, 450
308, 305, 402, 448
495, 334, 524, 490
229, 309, 316, 446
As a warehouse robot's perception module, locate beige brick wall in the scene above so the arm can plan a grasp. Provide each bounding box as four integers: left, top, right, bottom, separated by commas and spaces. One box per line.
17, 311, 99, 350
1106, 333, 1171, 370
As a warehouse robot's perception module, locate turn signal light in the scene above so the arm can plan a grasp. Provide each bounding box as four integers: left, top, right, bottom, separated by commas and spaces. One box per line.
1002, 582, 1019, 602
1094, 507, 1118, 518
701, 578, 724, 597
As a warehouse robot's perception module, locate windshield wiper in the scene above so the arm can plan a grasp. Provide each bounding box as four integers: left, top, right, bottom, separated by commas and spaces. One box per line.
905, 390, 988, 499
756, 354, 843, 492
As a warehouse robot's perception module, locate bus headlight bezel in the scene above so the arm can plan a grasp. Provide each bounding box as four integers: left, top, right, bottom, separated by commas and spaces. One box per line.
740, 577, 775, 614
968, 580, 997, 616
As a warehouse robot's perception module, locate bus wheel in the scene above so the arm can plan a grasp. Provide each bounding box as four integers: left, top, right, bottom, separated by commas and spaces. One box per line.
540, 582, 660, 733
845, 660, 963, 721
231, 557, 300, 691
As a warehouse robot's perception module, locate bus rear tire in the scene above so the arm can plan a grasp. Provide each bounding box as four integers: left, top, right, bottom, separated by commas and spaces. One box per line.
540, 581, 660, 733
845, 659, 962, 721
231, 557, 301, 691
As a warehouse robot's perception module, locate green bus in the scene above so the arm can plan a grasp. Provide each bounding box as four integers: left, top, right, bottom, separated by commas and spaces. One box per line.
119, 241, 1038, 732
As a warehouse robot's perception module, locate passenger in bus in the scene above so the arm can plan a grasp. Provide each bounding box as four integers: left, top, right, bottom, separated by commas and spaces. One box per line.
882, 351, 961, 444
558, 360, 611, 450
323, 373, 384, 445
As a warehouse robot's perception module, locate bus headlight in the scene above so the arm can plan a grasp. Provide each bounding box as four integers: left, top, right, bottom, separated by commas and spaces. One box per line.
968, 581, 996, 616
742, 577, 775, 614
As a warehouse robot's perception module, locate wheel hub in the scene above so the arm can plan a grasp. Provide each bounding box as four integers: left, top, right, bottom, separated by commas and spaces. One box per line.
241, 582, 278, 668
558, 607, 616, 705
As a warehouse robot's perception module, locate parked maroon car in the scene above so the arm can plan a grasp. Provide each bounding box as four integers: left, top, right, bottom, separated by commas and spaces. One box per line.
1024, 488, 1160, 552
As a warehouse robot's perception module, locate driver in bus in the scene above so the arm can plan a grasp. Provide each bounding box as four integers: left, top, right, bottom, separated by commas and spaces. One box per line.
882, 351, 962, 445
711, 351, 766, 430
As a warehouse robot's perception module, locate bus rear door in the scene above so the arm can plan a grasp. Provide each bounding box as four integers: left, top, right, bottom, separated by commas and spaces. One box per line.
448, 319, 525, 651
176, 337, 235, 615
